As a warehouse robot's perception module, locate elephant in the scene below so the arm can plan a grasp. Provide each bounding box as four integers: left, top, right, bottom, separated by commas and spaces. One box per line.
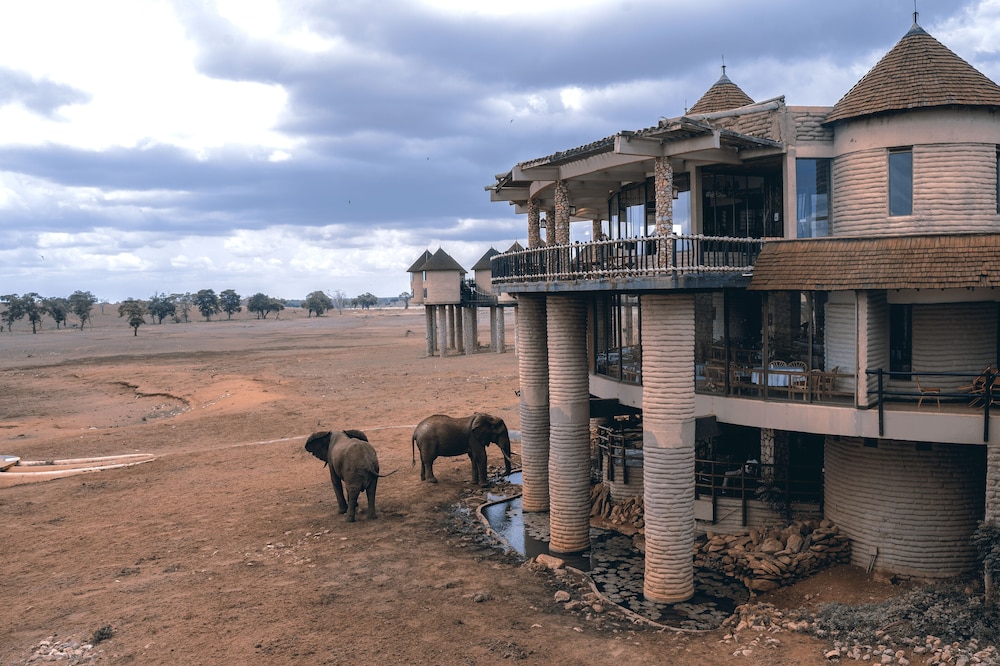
412, 413, 512, 486
305, 429, 391, 522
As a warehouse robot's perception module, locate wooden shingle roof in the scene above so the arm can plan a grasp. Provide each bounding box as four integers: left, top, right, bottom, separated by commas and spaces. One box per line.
421, 247, 465, 272
749, 235, 1000, 291
472, 247, 499, 271
688, 72, 754, 115
407, 249, 433, 273
825, 24, 1000, 124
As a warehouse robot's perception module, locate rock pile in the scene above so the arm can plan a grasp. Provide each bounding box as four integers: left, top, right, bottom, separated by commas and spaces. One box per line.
695, 519, 850, 593
589, 484, 644, 530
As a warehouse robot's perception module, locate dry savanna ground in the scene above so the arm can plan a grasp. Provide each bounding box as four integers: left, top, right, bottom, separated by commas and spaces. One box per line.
0, 306, 905, 665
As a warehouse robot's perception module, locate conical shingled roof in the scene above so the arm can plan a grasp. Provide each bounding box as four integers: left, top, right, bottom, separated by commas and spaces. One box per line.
687, 71, 754, 115
407, 249, 433, 273
472, 247, 499, 271
826, 23, 1000, 124
420, 247, 465, 272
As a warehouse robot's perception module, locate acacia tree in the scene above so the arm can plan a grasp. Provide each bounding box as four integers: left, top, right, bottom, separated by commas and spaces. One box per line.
219, 289, 242, 320
147, 293, 176, 324
170, 293, 193, 322
304, 290, 334, 317
20, 293, 44, 333
43, 297, 70, 329
331, 289, 347, 314
118, 299, 147, 336
355, 292, 378, 310
1, 294, 24, 332
193, 289, 220, 322
398, 291, 412, 309
247, 293, 284, 319
68, 291, 97, 330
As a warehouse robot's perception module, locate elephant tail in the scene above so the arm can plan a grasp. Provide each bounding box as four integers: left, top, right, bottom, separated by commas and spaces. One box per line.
411, 436, 416, 466
377, 468, 400, 478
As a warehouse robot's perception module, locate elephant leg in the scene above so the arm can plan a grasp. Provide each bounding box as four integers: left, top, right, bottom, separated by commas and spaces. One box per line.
366, 478, 378, 519
346, 487, 360, 522
423, 455, 438, 483
330, 470, 348, 514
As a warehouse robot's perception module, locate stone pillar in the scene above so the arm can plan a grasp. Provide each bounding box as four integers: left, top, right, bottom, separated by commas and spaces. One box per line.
655, 157, 674, 268
554, 181, 571, 246
436, 305, 448, 357
641, 293, 696, 603
495, 307, 506, 354
518, 295, 550, 512
528, 198, 543, 249
591, 218, 603, 240
760, 428, 775, 483
425, 306, 436, 357
455, 307, 465, 354
987, 441, 1000, 599
489, 306, 499, 351
463, 307, 475, 355
547, 294, 590, 553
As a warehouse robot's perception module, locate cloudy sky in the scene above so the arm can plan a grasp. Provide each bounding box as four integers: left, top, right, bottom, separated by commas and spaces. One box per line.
2, 0, 999, 302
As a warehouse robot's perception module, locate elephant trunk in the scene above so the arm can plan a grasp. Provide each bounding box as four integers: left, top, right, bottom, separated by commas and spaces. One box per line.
497, 431, 513, 476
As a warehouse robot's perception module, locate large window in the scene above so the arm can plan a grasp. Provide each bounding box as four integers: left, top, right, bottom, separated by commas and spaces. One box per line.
889, 148, 913, 216
594, 294, 641, 384
701, 170, 783, 238
796, 158, 831, 238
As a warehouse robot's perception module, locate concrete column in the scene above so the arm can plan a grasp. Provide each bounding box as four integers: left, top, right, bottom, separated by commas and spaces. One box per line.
554, 181, 571, 246
446, 305, 456, 350
425, 306, 436, 357
641, 293, 696, 603
495, 307, 506, 354
436, 305, 448, 357
518, 295, 550, 512
463, 307, 476, 355
546, 294, 590, 553
455, 307, 465, 354
528, 198, 542, 249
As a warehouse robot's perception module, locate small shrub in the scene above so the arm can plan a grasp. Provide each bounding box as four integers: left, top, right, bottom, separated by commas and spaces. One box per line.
91, 625, 113, 645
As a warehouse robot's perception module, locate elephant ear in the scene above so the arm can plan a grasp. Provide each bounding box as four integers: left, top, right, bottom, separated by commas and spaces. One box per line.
304, 431, 333, 461
342, 429, 368, 442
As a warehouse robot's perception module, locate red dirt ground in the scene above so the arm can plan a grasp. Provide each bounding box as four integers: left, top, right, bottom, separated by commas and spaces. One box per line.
0, 307, 903, 665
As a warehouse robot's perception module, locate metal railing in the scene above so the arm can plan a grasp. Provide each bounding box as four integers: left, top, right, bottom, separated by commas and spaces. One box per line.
491, 235, 765, 284
866, 368, 997, 441
695, 458, 823, 526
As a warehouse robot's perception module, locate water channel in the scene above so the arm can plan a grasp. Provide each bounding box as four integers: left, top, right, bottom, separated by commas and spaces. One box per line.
480, 472, 748, 630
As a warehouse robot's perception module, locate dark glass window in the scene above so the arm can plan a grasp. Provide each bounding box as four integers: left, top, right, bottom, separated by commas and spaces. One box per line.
889, 304, 912, 377
889, 148, 913, 216
795, 158, 831, 237
594, 294, 641, 384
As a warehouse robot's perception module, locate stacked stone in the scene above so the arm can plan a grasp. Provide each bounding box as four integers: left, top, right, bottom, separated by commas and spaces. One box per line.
589, 484, 645, 530
694, 519, 851, 592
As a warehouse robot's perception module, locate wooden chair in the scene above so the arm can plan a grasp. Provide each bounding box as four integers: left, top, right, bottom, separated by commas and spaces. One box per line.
959, 367, 992, 407
915, 376, 941, 409
814, 366, 839, 401
787, 361, 810, 400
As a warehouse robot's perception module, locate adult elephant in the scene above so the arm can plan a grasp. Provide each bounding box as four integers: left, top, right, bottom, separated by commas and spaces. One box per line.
412, 413, 512, 486
305, 429, 388, 522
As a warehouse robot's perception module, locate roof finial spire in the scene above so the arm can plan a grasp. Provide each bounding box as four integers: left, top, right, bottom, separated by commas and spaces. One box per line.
913, 0, 919, 27
721, 54, 726, 77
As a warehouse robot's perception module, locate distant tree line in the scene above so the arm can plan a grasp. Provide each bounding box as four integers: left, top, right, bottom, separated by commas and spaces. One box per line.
1, 288, 410, 336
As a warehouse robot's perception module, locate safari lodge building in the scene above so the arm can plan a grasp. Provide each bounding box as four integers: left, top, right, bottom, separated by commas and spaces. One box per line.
487, 21, 1000, 603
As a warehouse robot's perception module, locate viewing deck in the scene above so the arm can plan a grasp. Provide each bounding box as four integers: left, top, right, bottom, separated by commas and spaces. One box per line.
490, 235, 765, 292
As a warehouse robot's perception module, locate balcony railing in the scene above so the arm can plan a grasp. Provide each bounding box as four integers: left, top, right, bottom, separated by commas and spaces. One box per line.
491, 235, 765, 284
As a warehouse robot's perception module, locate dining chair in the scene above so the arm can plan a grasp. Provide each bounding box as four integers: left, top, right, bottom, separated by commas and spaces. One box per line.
915, 376, 941, 409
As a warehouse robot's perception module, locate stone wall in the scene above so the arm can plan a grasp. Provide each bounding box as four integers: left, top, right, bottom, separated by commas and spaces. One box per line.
695, 520, 850, 593
791, 109, 834, 143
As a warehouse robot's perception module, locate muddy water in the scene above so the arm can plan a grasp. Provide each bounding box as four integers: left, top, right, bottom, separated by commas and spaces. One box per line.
481, 472, 747, 629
